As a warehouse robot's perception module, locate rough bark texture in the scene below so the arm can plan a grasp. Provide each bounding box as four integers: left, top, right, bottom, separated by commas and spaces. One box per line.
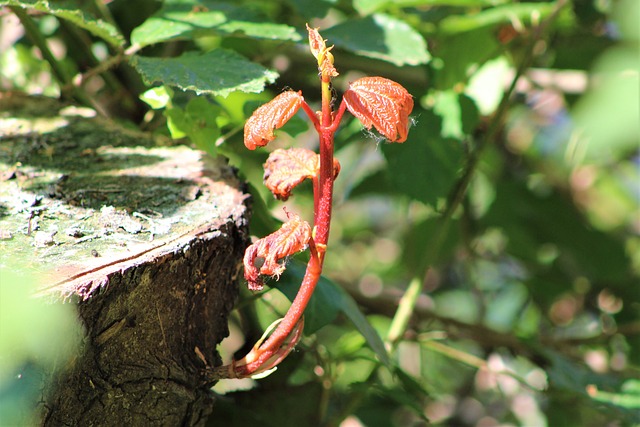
0, 94, 249, 426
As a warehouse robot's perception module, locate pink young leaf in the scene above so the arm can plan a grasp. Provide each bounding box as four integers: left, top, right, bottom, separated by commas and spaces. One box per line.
263, 148, 340, 201
264, 148, 317, 201
243, 212, 312, 291
244, 91, 304, 150
343, 77, 414, 143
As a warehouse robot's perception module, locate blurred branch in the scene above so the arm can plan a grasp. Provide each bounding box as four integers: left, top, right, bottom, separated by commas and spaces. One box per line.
418, 336, 548, 392
386, 275, 423, 351
341, 279, 527, 352
419, 337, 487, 369
341, 277, 640, 358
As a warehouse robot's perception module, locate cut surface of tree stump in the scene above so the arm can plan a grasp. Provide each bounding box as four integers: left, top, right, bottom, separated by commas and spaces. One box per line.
0, 94, 249, 426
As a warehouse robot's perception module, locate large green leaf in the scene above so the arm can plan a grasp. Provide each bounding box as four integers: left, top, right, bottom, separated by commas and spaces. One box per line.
382, 108, 463, 207
2, 0, 124, 47
130, 50, 278, 97
323, 14, 430, 66
130, 0, 301, 47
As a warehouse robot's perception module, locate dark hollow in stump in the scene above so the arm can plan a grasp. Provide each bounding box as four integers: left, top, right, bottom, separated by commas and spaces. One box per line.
0, 95, 249, 426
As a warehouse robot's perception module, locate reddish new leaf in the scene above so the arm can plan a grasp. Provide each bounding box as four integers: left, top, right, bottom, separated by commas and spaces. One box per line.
264, 148, 318, 201
244, 91, 304, 150
343, 77, 414, 143
243, 212, 312, 291
263, 148, 341, 201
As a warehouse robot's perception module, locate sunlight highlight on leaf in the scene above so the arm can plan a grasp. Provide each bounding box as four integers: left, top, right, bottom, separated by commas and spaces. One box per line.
344, 77, 414, 143
244, 91, 304, 150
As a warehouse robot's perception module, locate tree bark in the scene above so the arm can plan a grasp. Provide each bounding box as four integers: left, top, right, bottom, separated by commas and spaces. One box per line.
0, 94, 249, 426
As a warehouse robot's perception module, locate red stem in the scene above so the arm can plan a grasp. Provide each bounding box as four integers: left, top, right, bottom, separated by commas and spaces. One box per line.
240, 241, 321, 374
315, 76, 336, 251
240, 77, 340, 376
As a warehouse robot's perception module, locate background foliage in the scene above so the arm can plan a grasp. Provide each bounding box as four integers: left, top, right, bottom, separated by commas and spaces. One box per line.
1, 0, 638, 425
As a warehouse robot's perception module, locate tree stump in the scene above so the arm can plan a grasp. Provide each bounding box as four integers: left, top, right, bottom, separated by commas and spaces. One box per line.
0, 94, 249, 426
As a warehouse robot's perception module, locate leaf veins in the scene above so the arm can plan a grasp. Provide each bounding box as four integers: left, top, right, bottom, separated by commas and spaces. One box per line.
343, 77, 414, 143
264, 148, 340, 201
243, 212, 312, 291
244, 90, 304, 150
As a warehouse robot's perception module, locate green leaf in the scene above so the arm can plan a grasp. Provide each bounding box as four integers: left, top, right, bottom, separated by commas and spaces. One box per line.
432, 27, 501, 89
288, 0, 336, 19
130, 0, 301, 47
382, 108, 463, 206
432, 90, 480, 139
184, 97, 221, 154
352, 0, 388, 15
323, 14, 430, 66
484, 282, 528, 332
130, 49, 278, 97
274, 260, 391, 367
354, 0, 512, 15
139, 86, 171, 110
571, 46, 640, 163
165, 107, 188, 139
483, 180, 633, 285
2, 0, 124, 47
279, 115, 310, 138
337, 287, 391, 368
164, 97, 222, 156
401, 217, 460, 273
438, 2, 556, 34
465, 56, 511, 115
